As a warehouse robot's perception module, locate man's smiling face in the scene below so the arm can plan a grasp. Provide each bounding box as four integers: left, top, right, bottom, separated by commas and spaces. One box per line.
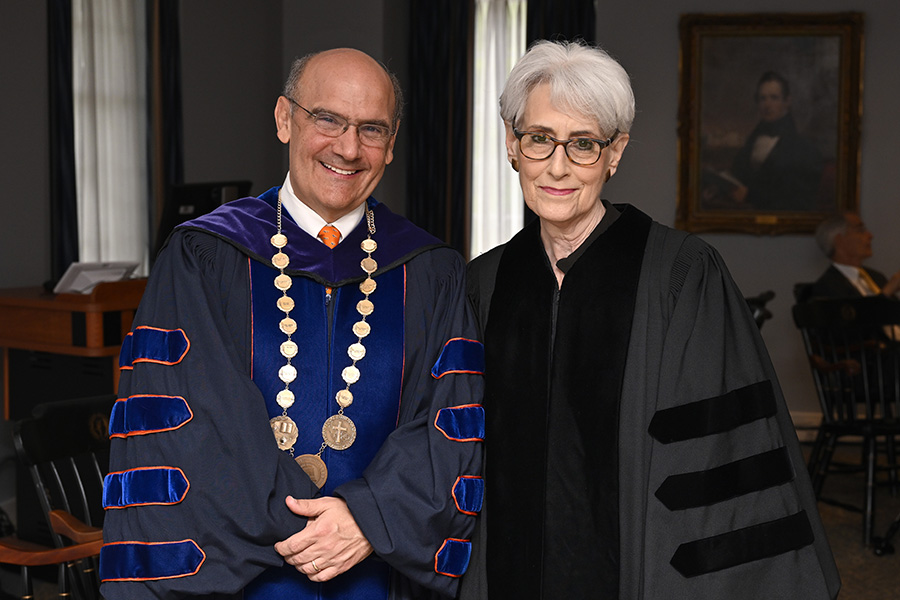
274, 48, 397, 222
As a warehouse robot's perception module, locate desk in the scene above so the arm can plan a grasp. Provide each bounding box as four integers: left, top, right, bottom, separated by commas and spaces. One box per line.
0, 279, 146, 420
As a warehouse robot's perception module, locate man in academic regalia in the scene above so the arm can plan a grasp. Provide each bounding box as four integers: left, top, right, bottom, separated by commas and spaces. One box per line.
99, 48, 484, 600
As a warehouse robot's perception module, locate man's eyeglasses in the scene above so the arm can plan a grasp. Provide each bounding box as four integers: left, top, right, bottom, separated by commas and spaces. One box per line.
286, 97, 395, 147
513, 128, 617, 166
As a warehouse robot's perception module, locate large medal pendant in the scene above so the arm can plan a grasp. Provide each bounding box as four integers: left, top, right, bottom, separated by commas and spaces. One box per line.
270, 415, 299, 450
322, 414, 357, 450
296, 454, 328, 489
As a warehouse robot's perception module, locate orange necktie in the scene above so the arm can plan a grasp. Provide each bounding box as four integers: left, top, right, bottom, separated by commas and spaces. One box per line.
318, 225, 341, 249
318, 225, 340, 294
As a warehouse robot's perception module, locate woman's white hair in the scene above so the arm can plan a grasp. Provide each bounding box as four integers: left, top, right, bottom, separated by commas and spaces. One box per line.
499, 39, 634, 137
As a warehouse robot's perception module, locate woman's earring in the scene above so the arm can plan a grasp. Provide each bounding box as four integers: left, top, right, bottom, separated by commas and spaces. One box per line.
604, 170, 611, 183
511, 159, 519, 172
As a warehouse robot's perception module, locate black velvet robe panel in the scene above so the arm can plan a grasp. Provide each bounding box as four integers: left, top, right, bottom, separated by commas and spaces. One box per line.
481, 207, 650, 598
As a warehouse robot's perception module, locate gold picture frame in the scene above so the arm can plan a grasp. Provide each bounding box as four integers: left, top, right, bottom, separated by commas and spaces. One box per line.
676, 12, 863, 234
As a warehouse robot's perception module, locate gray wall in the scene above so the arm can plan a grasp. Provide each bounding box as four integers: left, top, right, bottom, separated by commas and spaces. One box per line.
179, 1, 283, 199
1, 1, 51, 289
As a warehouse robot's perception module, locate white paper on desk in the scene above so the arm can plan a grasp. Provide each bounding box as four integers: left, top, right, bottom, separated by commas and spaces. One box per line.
52, 262, 139, 294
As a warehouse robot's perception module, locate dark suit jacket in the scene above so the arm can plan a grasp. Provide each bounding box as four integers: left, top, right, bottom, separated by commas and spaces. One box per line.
806, 265, 889, 301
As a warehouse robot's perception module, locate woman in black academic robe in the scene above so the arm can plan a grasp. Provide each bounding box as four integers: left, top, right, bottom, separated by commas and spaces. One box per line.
460, 39, 840, 600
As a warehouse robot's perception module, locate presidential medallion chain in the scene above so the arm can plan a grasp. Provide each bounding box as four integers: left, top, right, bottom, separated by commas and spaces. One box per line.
268, 198, 378, 489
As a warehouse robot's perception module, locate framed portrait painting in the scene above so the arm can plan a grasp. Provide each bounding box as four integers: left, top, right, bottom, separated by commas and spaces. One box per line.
676, 13, 863, 234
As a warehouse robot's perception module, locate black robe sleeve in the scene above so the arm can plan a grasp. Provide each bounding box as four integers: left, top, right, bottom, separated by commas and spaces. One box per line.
618, 227, 840, 599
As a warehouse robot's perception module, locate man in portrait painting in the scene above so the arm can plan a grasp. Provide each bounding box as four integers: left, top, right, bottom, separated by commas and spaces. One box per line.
703, 71, 824, 212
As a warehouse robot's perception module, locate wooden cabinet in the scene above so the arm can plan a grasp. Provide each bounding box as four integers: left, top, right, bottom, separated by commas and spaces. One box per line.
0, 279, 146, 420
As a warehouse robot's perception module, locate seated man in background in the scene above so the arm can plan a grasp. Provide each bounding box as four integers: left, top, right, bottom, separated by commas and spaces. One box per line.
808, 212, 900, 300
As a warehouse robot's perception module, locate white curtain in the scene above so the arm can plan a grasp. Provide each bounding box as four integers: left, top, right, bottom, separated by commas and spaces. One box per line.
470, 0, 527, 260
72, 0, 149, 274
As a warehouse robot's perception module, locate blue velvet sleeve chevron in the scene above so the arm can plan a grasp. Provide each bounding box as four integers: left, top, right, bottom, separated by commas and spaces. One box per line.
434, 405, 485, 442
434, 538, 472, 578
452, 476, 484, 515
109, 395, 193, 438
104, 467, 190, 509
100, 540, 205, 581
431, 338, 484, 379
119, 326, 190, 369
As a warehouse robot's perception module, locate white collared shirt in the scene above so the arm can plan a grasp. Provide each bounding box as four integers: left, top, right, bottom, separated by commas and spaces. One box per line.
279, 172, 366, 246
750, 135, 780, 168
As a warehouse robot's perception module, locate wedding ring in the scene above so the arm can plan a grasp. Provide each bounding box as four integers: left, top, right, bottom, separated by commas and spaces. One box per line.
312, 559, 321, 573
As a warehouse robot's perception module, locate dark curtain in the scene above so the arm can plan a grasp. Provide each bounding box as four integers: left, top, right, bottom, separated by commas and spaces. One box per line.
526, 0, 596, 45
522, 0, 596, 225
156, 0, 184, 190
47, 0, 79, 282
407, 1, 471, 256
147, 0, 184, 258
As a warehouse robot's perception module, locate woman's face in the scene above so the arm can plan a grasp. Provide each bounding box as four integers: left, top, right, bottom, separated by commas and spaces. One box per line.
506, 83, 629, 231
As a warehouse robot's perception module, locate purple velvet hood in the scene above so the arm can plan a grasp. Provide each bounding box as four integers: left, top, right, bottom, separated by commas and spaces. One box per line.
172, 186, 446, 286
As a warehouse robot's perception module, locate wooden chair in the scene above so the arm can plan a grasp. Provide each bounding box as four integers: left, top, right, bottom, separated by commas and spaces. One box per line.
0, 395, 113, 599
793, 297, 900, 546
0, 535, 103, 599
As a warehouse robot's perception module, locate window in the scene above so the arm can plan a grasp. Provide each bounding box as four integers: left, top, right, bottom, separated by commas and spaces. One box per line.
72, 0, 149, 274
470, 0, 526, 259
